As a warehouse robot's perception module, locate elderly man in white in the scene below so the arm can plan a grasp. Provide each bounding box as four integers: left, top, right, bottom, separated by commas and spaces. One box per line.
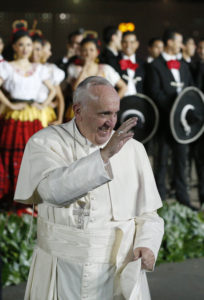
15, 76, 164, 300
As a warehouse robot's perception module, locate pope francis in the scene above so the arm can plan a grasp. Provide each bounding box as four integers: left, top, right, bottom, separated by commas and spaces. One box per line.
15, 76, 164, 300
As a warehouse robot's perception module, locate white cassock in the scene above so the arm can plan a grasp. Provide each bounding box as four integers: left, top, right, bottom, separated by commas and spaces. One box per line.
15, 119, 164, 300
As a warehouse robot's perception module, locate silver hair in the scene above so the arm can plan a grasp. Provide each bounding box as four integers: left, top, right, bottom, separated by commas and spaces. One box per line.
73, 76, 113, 105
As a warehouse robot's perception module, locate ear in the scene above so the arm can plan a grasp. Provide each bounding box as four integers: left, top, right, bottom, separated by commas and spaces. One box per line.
73, 103, 82, 120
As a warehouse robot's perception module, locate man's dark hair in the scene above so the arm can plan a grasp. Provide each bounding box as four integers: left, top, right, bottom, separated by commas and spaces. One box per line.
122, 31, 137, 40
102, 26, 118, 44
67, 28, 84, 44
162, 29, 182, 46
148, 37, 163, 47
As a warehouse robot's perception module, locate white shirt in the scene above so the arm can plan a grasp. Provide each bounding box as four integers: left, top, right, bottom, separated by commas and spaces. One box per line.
147, 56, 154, 64
122, 53, 138, 96
162, 52, 182, 93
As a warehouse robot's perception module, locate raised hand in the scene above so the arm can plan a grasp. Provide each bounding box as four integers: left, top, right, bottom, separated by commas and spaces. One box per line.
100, 117, 137, 163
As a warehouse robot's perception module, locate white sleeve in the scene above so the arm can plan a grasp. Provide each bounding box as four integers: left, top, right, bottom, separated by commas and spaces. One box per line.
37, 149, 113, 206
133, 211, 164, 261
40, 64, 50, 81
103, 64, 121, 87
0, 61, 12, 81
67, 64, 82, 83
51, 64, 65, 85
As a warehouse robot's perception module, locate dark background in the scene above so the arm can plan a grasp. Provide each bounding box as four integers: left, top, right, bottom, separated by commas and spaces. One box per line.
0, 0, 204, 61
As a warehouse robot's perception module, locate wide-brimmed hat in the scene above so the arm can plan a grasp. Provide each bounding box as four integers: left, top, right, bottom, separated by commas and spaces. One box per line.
117, 94, 159, 143
170, 87, 204, 144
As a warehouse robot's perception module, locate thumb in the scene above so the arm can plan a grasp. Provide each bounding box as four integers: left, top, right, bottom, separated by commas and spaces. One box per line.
134, 248, 141, 260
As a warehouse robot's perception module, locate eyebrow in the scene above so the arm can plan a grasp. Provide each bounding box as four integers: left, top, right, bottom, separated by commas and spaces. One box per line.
98, 110, 119, 114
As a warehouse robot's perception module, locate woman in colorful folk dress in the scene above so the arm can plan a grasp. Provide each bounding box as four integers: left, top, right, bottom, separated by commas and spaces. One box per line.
0, 20, 56, 209
30, 30, 65, 124
65, 36, 127, 120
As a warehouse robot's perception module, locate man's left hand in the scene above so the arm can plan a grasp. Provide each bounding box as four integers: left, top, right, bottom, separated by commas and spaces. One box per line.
133, 247, 155, 271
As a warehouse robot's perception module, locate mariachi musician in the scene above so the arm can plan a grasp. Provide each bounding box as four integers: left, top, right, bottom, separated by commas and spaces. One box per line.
115, 30, 159, 146
147, 28, 199, 210
117, 30, 146, 95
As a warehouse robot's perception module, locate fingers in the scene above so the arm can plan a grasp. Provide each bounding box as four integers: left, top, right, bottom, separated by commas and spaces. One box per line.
133, 248, 141, 260
117, 117, 137, 136
133, 247, 155, 270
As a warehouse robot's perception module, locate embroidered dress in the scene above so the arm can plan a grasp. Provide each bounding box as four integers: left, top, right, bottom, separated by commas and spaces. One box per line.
0, 61, 56, 202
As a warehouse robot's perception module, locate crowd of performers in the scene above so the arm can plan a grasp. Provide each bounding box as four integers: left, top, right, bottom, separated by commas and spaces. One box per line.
0, 21, 203, 212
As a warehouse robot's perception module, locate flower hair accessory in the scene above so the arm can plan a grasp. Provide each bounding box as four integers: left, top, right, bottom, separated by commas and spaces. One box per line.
12, 19, 28, 34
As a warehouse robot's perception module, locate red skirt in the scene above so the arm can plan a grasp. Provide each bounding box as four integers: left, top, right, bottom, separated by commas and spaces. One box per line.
0, 118, 43, 201
0, 104, 56, 204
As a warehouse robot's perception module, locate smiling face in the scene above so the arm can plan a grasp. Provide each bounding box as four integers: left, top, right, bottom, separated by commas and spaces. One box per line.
74, 85, 120, 145
122, 33, 139, 57
13, 36, 33, 59
81, 41, 99, 62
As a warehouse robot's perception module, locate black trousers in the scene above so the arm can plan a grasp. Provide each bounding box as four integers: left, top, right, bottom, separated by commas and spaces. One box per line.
154, 131, 190, 205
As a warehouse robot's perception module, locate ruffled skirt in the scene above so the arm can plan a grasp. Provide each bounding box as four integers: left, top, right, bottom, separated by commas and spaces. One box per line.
0, 104, 56, 203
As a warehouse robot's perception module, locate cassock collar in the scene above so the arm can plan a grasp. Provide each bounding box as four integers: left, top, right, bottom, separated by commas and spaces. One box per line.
62, 118, 111, 150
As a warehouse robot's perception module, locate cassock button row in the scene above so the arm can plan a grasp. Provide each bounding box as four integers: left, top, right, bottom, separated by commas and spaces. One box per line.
84, 263, 93, 268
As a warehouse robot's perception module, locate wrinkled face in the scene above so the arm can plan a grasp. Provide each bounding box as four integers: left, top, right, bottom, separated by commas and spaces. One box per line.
183, 38, 196, 57
31, 41, 43, 63
113, 30, 122, 51
70, 34, 83, 55
168, 33, 183, 55
74, 85, 120, 145
42, 42, 52, 62
197, 41, 204, 61
0, 38, 4, 54
122, 34, 139, 57
13, 36, 33, 59
149, 40, 164, 58
81, 41, 99, 61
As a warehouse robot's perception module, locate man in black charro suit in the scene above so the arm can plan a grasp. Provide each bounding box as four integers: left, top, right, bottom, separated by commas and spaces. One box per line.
147, 29, 196, 210
117, 31, 146, 96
